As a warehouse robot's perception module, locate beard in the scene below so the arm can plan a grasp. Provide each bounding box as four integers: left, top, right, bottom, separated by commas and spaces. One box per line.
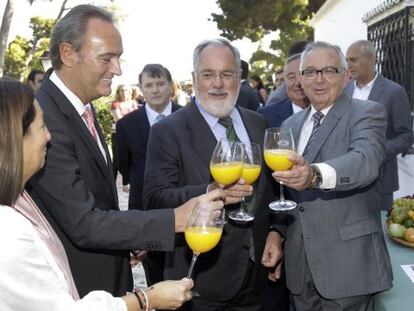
194, 86, 240, 118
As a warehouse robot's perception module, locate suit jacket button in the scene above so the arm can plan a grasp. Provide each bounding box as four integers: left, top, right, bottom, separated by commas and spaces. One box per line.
299, 206, 304, 212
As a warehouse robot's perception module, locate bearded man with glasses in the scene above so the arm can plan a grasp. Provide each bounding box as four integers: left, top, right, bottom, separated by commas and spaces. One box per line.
144, 38, 286, 310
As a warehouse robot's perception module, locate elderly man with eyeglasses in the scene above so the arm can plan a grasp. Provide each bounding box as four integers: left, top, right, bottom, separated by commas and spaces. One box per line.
269, 41, 393, 311
144, 38, 287, 310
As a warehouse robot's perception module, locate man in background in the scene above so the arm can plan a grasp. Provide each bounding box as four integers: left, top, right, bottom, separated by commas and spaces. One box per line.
235, 59, 261, 111
273, 69, 284, 90
266, 40, 310, 106
258, 53, 309, 128
116, 63, 181, 285
345, 39, 413, 210
27, 69, 44, 92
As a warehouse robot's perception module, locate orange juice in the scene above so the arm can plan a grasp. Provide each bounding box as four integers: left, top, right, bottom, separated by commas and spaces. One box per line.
264, 149, 295, 171
241, 164, 261, 184
185, 226, 222, 253
210, 162, 243, 185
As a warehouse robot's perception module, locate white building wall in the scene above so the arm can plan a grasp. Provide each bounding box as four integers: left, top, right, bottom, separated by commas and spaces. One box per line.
311, 0, 383, 53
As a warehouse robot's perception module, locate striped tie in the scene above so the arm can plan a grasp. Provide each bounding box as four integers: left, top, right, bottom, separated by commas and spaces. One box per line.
83, 105, 99, 143
218, 117, 240, 142
302, 111, 324, 156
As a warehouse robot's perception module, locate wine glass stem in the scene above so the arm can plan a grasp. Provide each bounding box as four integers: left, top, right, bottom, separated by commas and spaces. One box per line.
279, 183, 286, 202
239, 197, 246, 212
187, 252, 199, 279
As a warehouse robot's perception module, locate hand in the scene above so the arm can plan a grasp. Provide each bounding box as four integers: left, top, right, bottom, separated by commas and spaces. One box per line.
122, 185, 130, 193
271, 154, 313, 191
174, 189, 224, 232
261, 231, 284, 281
147, 278, 194, 310
207, 179, 253, 205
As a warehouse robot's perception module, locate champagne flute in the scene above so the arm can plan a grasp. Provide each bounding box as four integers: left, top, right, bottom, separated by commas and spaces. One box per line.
185, 202, 225, 279
264, 127, 297, 211
228, 143, 261, 222
210, 139, 244, 188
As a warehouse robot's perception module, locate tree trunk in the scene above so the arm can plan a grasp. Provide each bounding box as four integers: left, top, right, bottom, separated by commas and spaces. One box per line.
56, 0, 69, 21
0, 0, 15, 77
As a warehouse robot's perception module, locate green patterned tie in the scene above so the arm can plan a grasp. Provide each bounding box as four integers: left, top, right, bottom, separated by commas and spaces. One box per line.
218, 116, 256, 213
218, 117, 240, 142
219, 116, 256, 261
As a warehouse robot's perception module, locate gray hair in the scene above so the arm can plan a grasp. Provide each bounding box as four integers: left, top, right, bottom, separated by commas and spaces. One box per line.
50, 4, 113, 70
300, 41, 347, 71
192, 38, 241, 72
350, 40, 376, 58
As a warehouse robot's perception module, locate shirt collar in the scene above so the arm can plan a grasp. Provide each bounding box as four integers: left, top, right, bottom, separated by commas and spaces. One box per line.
49, 71, 88, 116
145, 101, 173, 124
354, 73, 378, 90
195, 99, 241, 129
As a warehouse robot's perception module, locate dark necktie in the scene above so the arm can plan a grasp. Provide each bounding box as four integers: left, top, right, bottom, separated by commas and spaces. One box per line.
302, 111, 324, 156
83, 105, 99, 143
218, 117, 240, 142
154, 113, 166, 123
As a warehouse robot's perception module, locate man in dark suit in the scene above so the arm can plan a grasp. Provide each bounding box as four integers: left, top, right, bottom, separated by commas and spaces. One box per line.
345, 39, 413, 211
258, 53, 309, 128
116, 64, 181, 211
258, 52, 309, 311
235, 60, 261, 111
271, 41, 392, 311
116, 64, 181, 286
144, 38, 286, 310
27, 4, 220, 298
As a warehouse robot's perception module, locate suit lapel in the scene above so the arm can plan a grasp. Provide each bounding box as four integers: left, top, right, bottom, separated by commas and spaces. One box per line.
367, 74, 384, 102
42, 79, 114, 186
304, 93, 351, 163
185, 103, 218, 168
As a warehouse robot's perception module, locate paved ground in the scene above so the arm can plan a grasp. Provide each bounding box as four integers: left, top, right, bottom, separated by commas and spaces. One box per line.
116, 175, 147, 289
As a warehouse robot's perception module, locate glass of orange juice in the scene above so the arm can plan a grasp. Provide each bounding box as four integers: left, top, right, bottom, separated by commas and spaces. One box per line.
264, 127, 297, 211
210, 139, 244, 187
228, 143, 261, 222
185, 202, 225, 279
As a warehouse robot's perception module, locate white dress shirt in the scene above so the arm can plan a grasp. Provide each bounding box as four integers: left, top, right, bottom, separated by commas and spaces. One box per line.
351, 74, 377, 100
297, 105, 337, 189
49, 72, 107, 163
0, 205, 126, 311
146, 101, 173, 127
195, 101, 251, 145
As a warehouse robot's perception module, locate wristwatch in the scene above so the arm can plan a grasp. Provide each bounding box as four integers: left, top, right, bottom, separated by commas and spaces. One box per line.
309, 164, 322, 189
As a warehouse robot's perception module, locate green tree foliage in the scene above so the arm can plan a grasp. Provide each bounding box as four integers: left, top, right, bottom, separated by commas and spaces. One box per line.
3, 16, 54, 80
93, 96, 113, 146
212, 0, 324, 78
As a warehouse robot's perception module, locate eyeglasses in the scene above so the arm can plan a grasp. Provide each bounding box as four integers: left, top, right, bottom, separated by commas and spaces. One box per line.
301, 67, 344, 80
197, 71, 238, 82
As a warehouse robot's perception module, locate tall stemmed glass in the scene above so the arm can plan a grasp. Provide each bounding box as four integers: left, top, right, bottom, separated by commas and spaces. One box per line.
264, 127, 297, 211
228, 143, 261, 222
185, 202, 225, 279
210, 139, 244, 189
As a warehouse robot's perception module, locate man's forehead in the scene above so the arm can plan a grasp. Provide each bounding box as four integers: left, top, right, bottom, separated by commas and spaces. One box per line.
302, 48, 340, 66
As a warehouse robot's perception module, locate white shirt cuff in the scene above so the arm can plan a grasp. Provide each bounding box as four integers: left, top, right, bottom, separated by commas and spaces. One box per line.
314, 163, 337, 189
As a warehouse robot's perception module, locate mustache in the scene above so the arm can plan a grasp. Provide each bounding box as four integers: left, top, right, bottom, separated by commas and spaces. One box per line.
208, 90, 228, 96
